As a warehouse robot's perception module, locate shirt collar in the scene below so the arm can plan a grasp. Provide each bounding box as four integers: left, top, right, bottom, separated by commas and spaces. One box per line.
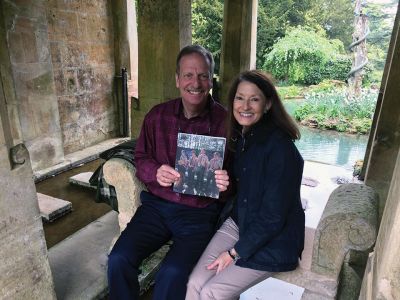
174, 95, 214, 119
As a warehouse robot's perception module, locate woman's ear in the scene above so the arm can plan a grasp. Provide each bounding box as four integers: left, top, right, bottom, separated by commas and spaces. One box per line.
265, 101, 272, 112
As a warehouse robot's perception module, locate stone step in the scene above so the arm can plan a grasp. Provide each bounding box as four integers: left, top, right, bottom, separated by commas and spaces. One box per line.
69, 172, 96, 189
37, 193, 72, 222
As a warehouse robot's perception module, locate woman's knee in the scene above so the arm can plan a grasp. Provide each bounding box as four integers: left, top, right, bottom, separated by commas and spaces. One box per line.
185, 275, 202, 299
199, 284, 217, 300
199, 284, 238, 300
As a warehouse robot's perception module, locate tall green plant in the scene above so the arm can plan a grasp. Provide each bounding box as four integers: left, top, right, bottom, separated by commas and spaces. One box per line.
263, 26, 351, 85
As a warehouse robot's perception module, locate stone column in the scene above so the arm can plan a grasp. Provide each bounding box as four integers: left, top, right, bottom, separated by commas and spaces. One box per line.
2, 0, 64, 171
359, 149, 400, 300
219, 0, 258, 106
364, 7, 400, 220
0, 7, 56, 298
132, 0, 191, 137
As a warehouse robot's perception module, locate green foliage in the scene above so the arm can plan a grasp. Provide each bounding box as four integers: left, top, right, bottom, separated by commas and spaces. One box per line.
365, 1, 397, 50
308, 79, 346, 93
256, 0, 354, 67
192, 0, 224, 75
277, 85, 305, 99
303, 0, 354, 47
256, 0, 315, 68
294, 88, 378, 134
263, 26, 351, 85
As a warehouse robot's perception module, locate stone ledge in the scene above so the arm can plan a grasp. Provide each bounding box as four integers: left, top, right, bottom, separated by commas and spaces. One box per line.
34, 138, 130, 182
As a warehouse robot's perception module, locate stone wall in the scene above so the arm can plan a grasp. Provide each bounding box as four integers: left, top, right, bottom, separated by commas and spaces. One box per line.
47, 0, 118, 155
2, 0, 120, 171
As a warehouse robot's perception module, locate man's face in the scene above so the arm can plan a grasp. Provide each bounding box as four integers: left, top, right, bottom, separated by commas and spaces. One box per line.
175, 53, 212, 108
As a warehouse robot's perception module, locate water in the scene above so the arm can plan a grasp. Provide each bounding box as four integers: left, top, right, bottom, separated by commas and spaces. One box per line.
295, 126, 368, 170
284, 99, 368, 170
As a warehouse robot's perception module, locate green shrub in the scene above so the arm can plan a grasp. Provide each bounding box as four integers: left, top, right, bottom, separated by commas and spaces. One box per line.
277, 85, 305, 99
294, 88, 378, 134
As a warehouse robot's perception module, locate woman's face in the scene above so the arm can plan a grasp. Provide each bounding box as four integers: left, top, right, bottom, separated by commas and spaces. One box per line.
233, 81, 269, 133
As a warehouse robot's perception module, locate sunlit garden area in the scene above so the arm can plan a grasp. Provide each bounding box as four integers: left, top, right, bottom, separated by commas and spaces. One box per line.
192, 0, 397, 168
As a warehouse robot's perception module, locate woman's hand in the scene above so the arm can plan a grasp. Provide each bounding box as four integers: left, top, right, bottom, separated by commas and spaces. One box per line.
206, 251, 234, 274
214, 169, 229, 192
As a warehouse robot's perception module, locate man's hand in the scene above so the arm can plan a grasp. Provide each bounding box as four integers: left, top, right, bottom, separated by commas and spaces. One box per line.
206, 251, 234, 274
214, 170, 229, 192
156, 164, 181, 187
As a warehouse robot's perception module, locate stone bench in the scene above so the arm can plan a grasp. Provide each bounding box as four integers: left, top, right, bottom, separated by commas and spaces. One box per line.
102, 158, 170, 294
103, 158, 379, 299
274, 183, 379, 299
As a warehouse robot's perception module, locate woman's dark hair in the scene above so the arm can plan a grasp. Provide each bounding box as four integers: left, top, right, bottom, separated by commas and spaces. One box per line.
176, 45, 215, 79
226, 70, 300, 143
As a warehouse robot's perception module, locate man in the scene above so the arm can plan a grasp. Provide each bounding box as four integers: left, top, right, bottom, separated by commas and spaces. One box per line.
196, 148, 209, 195
207, 151, 224, 197
107, 45, 229, 300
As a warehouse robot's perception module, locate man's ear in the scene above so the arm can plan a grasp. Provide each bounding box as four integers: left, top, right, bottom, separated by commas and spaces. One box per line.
175, 73, 179, 88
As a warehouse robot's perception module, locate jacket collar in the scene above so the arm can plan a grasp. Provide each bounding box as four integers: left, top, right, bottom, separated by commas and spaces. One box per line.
235, 113, 277, 151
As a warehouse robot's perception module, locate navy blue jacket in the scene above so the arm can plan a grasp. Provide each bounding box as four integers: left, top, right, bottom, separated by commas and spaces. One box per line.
230, 117, 305, 272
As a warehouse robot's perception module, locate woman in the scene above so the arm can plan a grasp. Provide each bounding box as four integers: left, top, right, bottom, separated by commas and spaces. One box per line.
185, 70, 305, 300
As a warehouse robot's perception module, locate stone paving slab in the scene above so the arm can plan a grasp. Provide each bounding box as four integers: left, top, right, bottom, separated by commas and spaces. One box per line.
69, 172, 95, 189
37, 192, 72, 222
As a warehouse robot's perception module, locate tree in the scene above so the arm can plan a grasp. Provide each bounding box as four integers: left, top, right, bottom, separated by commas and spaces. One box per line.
192, 0, 224, 75
256, 0, 315, 68
304, 0, 354, 47
263, 26, 351, 84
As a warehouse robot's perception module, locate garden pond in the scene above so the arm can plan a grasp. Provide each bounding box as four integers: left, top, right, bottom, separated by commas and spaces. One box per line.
284, 99, 368, 170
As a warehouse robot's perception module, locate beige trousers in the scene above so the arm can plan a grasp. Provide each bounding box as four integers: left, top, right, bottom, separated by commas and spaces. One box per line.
185, 217, 272, 300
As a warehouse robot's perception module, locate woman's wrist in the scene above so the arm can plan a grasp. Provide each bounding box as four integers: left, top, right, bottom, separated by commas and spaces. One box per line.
227, 248, 240, 261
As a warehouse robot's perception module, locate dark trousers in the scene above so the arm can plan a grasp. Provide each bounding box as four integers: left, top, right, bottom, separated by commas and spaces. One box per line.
107, 191, 221, 300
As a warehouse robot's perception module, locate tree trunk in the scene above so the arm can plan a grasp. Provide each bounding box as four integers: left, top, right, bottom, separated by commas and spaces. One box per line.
347, 0, 368, 100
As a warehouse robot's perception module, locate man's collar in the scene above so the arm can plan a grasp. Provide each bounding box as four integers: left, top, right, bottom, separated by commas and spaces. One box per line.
174, 95, 214, 118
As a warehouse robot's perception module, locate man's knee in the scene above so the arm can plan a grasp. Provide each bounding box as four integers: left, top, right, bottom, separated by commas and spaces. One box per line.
156, 262, 189, 283
108, 251, 139, 276
108, 252, 127, 272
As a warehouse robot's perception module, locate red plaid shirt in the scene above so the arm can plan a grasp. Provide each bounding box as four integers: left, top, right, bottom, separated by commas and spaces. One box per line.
135, 97, 228, 208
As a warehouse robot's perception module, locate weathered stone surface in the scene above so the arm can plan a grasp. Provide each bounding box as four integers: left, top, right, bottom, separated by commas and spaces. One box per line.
46, 0, 117, 156
4, 0, 65, 171
69, 171, 95, 189
312, 184, 378, 278
37, 192, 72, 222
103, 157, 146, 232
0, 141, 55, 299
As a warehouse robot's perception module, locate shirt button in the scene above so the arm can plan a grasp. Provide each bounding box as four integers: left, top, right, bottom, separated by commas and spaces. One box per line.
243, 167, 246, 171
236, 178, 239, 182
243, 198, 247, 203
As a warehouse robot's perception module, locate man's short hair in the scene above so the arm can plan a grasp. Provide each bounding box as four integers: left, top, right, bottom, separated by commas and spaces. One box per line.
176, 45, 214, 79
